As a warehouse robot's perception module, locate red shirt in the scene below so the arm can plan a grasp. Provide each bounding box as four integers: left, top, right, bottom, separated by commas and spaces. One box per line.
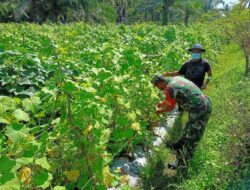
159, 87, 177, 112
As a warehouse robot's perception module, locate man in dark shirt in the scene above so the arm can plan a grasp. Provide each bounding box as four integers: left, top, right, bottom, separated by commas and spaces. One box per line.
164, 44, 212, 90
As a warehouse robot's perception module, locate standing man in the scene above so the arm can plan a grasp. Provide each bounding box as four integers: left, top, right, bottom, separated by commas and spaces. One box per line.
151, 75, 212, 169
164, 44, 212, 90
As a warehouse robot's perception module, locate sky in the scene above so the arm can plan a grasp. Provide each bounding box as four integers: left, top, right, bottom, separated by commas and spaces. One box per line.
223, 0, 238, 5
217, 0, 238, 9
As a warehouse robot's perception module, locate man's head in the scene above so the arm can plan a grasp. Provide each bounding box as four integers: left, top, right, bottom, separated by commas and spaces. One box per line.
151, 75, 167, 91
188, 44, 206, 60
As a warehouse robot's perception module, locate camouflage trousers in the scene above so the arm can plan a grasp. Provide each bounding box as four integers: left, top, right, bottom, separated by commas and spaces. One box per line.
176, 97, 212, 163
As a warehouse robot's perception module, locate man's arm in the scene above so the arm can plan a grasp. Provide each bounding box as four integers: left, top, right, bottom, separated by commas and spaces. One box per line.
156, 87, 177, 114
164, 62, 187, 77
202, 69, 212, 90
163, 71, 182, 77
156, 108, 171, 114
156, 103, 175, 114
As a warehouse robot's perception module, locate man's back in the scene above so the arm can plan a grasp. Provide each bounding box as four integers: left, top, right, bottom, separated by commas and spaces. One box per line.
166, 76, 207, 111
178, 58, 211, 88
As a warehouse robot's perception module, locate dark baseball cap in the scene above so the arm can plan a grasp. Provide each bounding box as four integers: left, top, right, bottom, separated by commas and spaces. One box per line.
188, 44, 206, 52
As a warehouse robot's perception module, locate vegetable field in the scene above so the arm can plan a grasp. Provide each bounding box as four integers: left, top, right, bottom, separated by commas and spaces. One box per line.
0, 24, 220, 189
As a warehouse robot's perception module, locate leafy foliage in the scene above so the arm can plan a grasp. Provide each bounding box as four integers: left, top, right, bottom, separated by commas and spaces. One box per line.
0, 23, 220, 189
216, 5, 250, 76
0, 0, 227, 24
0, 51, 49, 97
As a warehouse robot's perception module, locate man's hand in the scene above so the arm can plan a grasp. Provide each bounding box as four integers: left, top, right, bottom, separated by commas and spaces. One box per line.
156, 109, 167, 115
163, 71, 181, 77
156, 101, 172, 114
157, 102, 165, 108
202, 70, 212, 90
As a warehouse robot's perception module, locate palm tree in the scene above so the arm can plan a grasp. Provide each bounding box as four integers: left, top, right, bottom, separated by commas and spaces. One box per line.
162, 0, 175, 25
239, 0, 250, 8
113, 0, 133, 23
0, 0, 117, 23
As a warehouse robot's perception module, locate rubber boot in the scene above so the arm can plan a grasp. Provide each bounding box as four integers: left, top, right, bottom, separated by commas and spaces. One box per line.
166, 141, 183, 150
167, 160, 178, 170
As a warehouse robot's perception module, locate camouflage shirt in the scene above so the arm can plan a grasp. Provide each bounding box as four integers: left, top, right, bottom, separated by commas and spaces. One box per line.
166, 76, 209, 111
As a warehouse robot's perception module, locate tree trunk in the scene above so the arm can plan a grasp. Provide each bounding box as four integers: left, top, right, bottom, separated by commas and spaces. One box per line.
245, 54, 249, 76
162, 6, 169, 25
115, 1, 122, 23
184, 6, 189, 26
162, 0, 175, 25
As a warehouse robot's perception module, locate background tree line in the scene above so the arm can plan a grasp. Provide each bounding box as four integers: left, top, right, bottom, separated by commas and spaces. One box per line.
0, 0, 232, 25
0, 0, 249, 74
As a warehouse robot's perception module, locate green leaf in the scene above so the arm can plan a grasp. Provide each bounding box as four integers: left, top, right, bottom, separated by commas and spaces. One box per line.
22, 96, 41, 113
13, 109, 30, 122
23, 143, 38, 158
113, 76, 123, 83
35, 157, 51, 170
113, 128, 134, 140
14, 87, 36, 97
0, 96, 18, 114
77, 176, 93, 189
135, 109, 142, 116
51, 118, 60, 124
0, 118, 10, 124
0, 157, 16, 184
0, 171, 15, 185
15, 157, 33, 169
41, 87, 57, 98
90, 68, 99, 75
0, 177, 20, 190
93, 157, 103, 175
12, 123, 23, 130
116, 97, 125, 105
5, 124, 29, 143
124, 102, 131, 109
33, 170, 52, 189
0, 132, 6, 149
18, 78, 32, 85
84, 87, 97, 94
0, 156, 15, 172
54, 186, 66, 190
127, 111, 137, 121
63, 80, 76, 92
100, 129, 111, 145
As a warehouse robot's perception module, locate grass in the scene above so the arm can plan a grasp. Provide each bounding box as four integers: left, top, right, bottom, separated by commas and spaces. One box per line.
181, 44, 250, 190
142, 44, 250, 190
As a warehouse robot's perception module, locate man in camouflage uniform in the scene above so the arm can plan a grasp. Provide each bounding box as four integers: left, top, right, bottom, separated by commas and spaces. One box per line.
152, 75, 212, 169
